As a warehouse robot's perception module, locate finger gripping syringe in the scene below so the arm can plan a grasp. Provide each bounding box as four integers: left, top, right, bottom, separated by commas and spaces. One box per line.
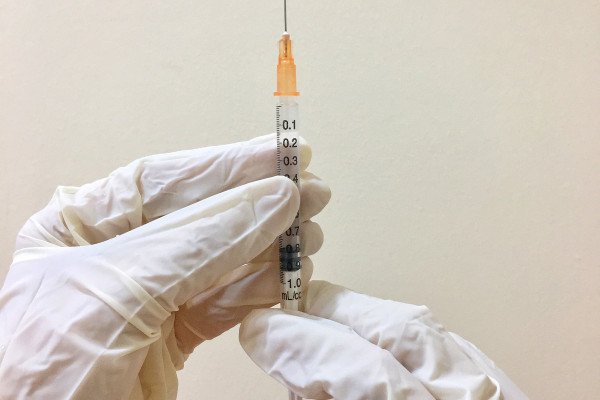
274, 5, 303, 400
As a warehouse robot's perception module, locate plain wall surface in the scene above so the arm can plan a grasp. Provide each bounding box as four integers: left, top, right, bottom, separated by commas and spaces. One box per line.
1, 1, 599, 399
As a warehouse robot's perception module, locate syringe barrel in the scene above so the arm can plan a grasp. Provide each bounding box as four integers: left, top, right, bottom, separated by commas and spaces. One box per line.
276, 97, 302, 311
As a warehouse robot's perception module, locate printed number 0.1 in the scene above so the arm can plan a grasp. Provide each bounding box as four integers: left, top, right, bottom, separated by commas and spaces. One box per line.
282, 120, 296, 130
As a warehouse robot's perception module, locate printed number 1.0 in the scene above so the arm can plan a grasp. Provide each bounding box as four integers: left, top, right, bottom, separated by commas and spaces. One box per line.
287, 278, 301, 289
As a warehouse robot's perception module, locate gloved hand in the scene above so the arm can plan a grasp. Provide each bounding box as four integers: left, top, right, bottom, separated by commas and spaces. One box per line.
0, 134, 331, 400
240, 280, 530, 400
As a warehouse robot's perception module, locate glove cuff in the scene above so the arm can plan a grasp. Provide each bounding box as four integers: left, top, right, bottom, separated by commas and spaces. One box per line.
70, 254, 171, 338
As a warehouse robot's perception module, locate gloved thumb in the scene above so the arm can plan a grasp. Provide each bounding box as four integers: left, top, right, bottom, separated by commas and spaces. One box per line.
91, 176, 299, 314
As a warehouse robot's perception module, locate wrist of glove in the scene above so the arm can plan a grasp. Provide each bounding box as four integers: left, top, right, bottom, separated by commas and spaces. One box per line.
240, 280, 529, 400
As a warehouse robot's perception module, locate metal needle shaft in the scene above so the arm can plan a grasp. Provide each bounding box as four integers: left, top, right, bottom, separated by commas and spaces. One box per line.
284, 0, 287, 32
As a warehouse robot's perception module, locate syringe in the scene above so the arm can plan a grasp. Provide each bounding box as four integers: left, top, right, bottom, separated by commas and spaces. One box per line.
274, 2, 302, 400
275, 33, 301, 312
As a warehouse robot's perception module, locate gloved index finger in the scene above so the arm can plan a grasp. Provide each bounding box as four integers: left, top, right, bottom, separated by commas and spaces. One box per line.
17, 134, 312, 248
94, 176, 301, 314
139, 134, 311, 220
303, 281, 503, 400
240, 308, 435, 400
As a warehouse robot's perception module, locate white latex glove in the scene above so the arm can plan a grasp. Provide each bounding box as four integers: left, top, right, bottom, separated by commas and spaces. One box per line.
0, 134, 331, 400
240, 280, 530, 400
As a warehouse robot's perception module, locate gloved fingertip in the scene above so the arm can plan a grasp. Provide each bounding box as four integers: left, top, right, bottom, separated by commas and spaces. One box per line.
298, 222, 323, 257
303, 280, 342, 312
316, 178, 332, 206
248, 133, 277, 144
261, 176, 300, 227
298, 136, 312, 170
301, 257, 314, 282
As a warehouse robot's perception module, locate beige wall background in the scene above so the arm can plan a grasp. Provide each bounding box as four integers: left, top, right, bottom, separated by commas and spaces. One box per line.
1, 1, 599, 399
